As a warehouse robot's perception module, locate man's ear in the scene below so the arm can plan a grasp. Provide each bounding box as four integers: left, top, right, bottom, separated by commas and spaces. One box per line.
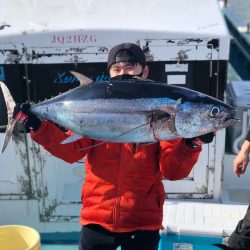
141, 65, 149, 79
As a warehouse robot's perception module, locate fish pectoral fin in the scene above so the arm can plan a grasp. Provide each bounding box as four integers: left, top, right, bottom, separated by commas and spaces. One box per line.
60, 133, 83, 144
70, 71, 93, 86
151, 110, 171, 122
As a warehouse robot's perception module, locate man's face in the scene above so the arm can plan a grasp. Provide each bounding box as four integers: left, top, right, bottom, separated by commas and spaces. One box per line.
109, 61, 148, 79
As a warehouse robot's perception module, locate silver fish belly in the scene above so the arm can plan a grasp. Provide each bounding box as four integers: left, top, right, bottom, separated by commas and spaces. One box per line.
30, 98, 178, 143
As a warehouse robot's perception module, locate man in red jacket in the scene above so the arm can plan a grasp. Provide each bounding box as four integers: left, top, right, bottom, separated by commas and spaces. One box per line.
14, 43, 214, 250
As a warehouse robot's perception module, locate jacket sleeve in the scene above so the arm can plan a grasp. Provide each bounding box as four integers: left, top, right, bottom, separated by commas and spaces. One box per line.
159, 138, 202, 180
30, 121, 92, 163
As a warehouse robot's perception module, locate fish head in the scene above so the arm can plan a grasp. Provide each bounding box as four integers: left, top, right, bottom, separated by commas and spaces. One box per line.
175, 97, 239, 138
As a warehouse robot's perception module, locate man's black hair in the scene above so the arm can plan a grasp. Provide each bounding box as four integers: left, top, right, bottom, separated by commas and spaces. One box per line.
107, 43, 146, 71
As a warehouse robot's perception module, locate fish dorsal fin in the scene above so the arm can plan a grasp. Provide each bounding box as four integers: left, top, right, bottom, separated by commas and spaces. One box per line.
70, 71, 93, 86
0, 81, 16, 154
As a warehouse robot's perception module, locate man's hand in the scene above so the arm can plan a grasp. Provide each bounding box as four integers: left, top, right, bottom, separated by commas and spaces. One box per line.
233, 140, 250, 177
13, 103, 41, 132
185, 132, 215, 149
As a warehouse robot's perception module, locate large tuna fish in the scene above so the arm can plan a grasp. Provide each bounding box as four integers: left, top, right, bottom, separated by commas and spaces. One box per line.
0, 72, 238, 153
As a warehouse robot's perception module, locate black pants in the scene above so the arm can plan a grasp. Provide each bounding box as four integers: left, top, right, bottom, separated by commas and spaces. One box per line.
79, 224, 160, 250
228, 205, 250, 249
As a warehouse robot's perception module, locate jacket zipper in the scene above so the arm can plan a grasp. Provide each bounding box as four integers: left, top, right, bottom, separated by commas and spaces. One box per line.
113, 193, 121, 231
113, 145, 123, 231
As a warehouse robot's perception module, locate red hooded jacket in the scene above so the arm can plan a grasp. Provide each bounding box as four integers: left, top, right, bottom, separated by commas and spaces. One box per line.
31, 121, 201, 232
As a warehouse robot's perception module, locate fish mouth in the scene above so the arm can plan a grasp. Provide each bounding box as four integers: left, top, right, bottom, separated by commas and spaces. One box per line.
219, 117, 239, 129
218, 107, 239, 128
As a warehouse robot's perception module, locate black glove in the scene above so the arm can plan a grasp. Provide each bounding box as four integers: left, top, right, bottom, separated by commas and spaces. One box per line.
13, 103, 41, 132
185, 132, 215, 149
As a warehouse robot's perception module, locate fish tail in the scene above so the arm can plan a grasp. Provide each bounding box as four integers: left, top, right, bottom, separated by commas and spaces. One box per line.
0, 81, 17, 154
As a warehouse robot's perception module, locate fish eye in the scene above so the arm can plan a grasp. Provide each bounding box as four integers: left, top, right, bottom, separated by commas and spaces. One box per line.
210, 106, 220, 118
